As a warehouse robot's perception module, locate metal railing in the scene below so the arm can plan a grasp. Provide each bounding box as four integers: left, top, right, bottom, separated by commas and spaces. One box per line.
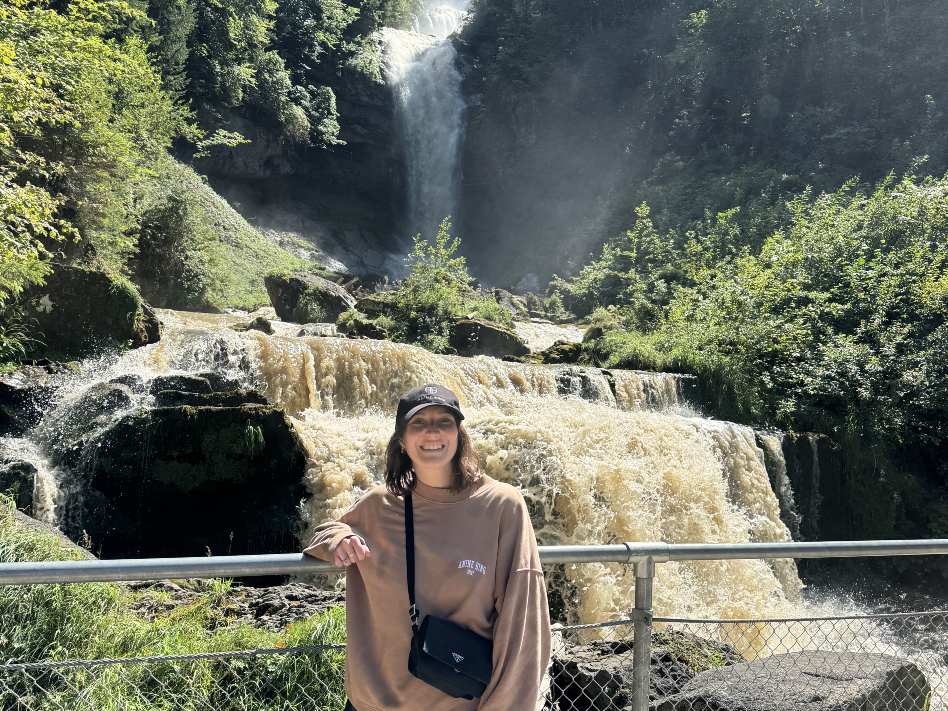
1, 539, 946, 711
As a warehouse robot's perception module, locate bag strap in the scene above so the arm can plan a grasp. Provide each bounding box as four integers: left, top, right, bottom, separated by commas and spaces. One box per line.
405, 491, 420, 631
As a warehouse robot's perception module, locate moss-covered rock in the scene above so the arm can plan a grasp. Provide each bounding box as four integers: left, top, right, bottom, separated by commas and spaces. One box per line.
354, 292, 396, 319
19, 265, 160, 361
449, 318, 530, 358
535, 339, 583, 364
61, 403, 308, 559
265, 271, 356, 324
336, 309, 390, 340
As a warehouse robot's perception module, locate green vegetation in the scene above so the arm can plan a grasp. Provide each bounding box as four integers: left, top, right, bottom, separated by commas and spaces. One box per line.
0, 497, 347, 707
557, 172, 948, 477
339, 219, 512, 353
0, 0, 364, 358
461, 0, 948, 282
133, 160, 308, 311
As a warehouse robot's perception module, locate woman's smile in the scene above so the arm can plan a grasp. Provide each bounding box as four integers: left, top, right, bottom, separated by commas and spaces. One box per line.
403, 406, 459, 472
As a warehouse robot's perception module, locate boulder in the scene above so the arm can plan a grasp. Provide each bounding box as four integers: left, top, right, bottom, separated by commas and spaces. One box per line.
152, 389, 268, 408
354, 293, 396, 319
0, 363, 71, 436
337, 312, 389, 340
537, 340, 583, 364
653, 651, 930, 711
231, 316, 274, 334
449, 318, 530, 358
19, 264, 160, 360
0, 457, 36, 513
59, 404, 307, 559
265, 271, 356, 324
551, 630, 744, 710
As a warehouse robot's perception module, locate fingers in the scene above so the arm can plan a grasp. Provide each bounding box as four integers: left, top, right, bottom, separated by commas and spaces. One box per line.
333, 536, 371, 567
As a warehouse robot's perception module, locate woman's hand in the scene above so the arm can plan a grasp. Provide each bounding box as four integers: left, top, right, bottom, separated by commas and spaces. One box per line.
333, 534, 371, 567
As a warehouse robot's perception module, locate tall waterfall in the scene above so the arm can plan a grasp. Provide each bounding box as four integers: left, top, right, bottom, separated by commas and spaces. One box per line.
381, 1, 471, 239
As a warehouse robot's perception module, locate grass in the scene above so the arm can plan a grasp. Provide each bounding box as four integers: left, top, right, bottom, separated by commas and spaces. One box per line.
0, 498, 347, 709
141, 160, 311, 311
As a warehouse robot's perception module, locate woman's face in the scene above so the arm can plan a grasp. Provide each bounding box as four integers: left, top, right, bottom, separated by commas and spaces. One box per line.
401, 405, 459, 470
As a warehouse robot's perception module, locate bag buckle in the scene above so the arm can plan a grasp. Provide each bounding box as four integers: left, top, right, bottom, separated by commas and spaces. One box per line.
409, 603, 419, 626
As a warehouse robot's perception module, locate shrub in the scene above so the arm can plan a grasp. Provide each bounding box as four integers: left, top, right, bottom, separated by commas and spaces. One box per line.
575, 172, 948, 459
382, 218, 511, 353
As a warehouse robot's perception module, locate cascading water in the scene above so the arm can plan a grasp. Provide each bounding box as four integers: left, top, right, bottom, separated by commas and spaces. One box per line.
7, 308, 948, 692
1, 311, 259, 529
381, 1, 471, 239
242, 322, 804, 627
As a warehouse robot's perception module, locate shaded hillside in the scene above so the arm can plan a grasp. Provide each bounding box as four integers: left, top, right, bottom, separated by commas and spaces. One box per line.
458, 0, 948, 284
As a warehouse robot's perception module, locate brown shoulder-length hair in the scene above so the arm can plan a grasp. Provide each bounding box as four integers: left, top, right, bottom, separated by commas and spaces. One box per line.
384, 417, 481, 496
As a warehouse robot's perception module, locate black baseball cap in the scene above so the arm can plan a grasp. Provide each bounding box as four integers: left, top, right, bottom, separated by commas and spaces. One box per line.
396, 383, 465, 426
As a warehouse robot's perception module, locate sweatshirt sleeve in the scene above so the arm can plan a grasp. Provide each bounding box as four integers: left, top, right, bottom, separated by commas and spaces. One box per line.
302, 492, 372, 562
478, 493, 552, 711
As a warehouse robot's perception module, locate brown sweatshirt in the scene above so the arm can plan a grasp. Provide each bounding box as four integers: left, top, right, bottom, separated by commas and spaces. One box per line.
303, 475, 551, 711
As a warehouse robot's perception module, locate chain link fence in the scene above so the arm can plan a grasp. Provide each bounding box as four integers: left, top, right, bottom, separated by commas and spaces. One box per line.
0, 609, 944, 710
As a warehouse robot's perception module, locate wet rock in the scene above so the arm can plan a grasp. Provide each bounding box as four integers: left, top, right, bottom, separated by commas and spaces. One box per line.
63, 404, 307, 559
0, 364, 66, 436
536, 340, 583, 364
109, 374, 145, 391
337, 312, 389, 340
0, 457, 36, 512
152, 389, 268, 408
354, 293, 396, 319
40, 381, 137, 462
551, 630, 744, 710
18, 264, 160, 360
653, 651, 930, 711
193, 371, 245, 392
265, 271, 356, 324
128, 581, 343, 631
231, 316, 274, 335
555, 366, 610, 401
449, 318, 530, 358
149, 375, 213, 395
296, 323, 337, 338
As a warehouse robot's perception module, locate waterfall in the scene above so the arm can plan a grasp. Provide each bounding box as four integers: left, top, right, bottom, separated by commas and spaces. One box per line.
8, 308, 801, 629
3, 310, 259, 528
232, 318, 801, 625
381, 1, 471, 239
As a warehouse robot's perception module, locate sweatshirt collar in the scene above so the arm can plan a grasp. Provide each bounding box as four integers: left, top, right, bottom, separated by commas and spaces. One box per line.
411, 475, 489, 503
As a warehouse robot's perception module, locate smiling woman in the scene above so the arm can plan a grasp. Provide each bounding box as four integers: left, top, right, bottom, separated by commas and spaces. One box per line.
303, 383, 551, 710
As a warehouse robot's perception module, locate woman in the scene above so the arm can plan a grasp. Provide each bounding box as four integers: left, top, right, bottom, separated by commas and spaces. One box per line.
304, 383, 551, 711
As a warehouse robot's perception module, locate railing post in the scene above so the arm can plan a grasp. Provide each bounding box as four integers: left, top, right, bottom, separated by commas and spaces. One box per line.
631, 557, 655, 711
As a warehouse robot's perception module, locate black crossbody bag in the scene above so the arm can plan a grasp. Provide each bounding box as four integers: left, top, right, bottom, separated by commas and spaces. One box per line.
405, 492, 493, 700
